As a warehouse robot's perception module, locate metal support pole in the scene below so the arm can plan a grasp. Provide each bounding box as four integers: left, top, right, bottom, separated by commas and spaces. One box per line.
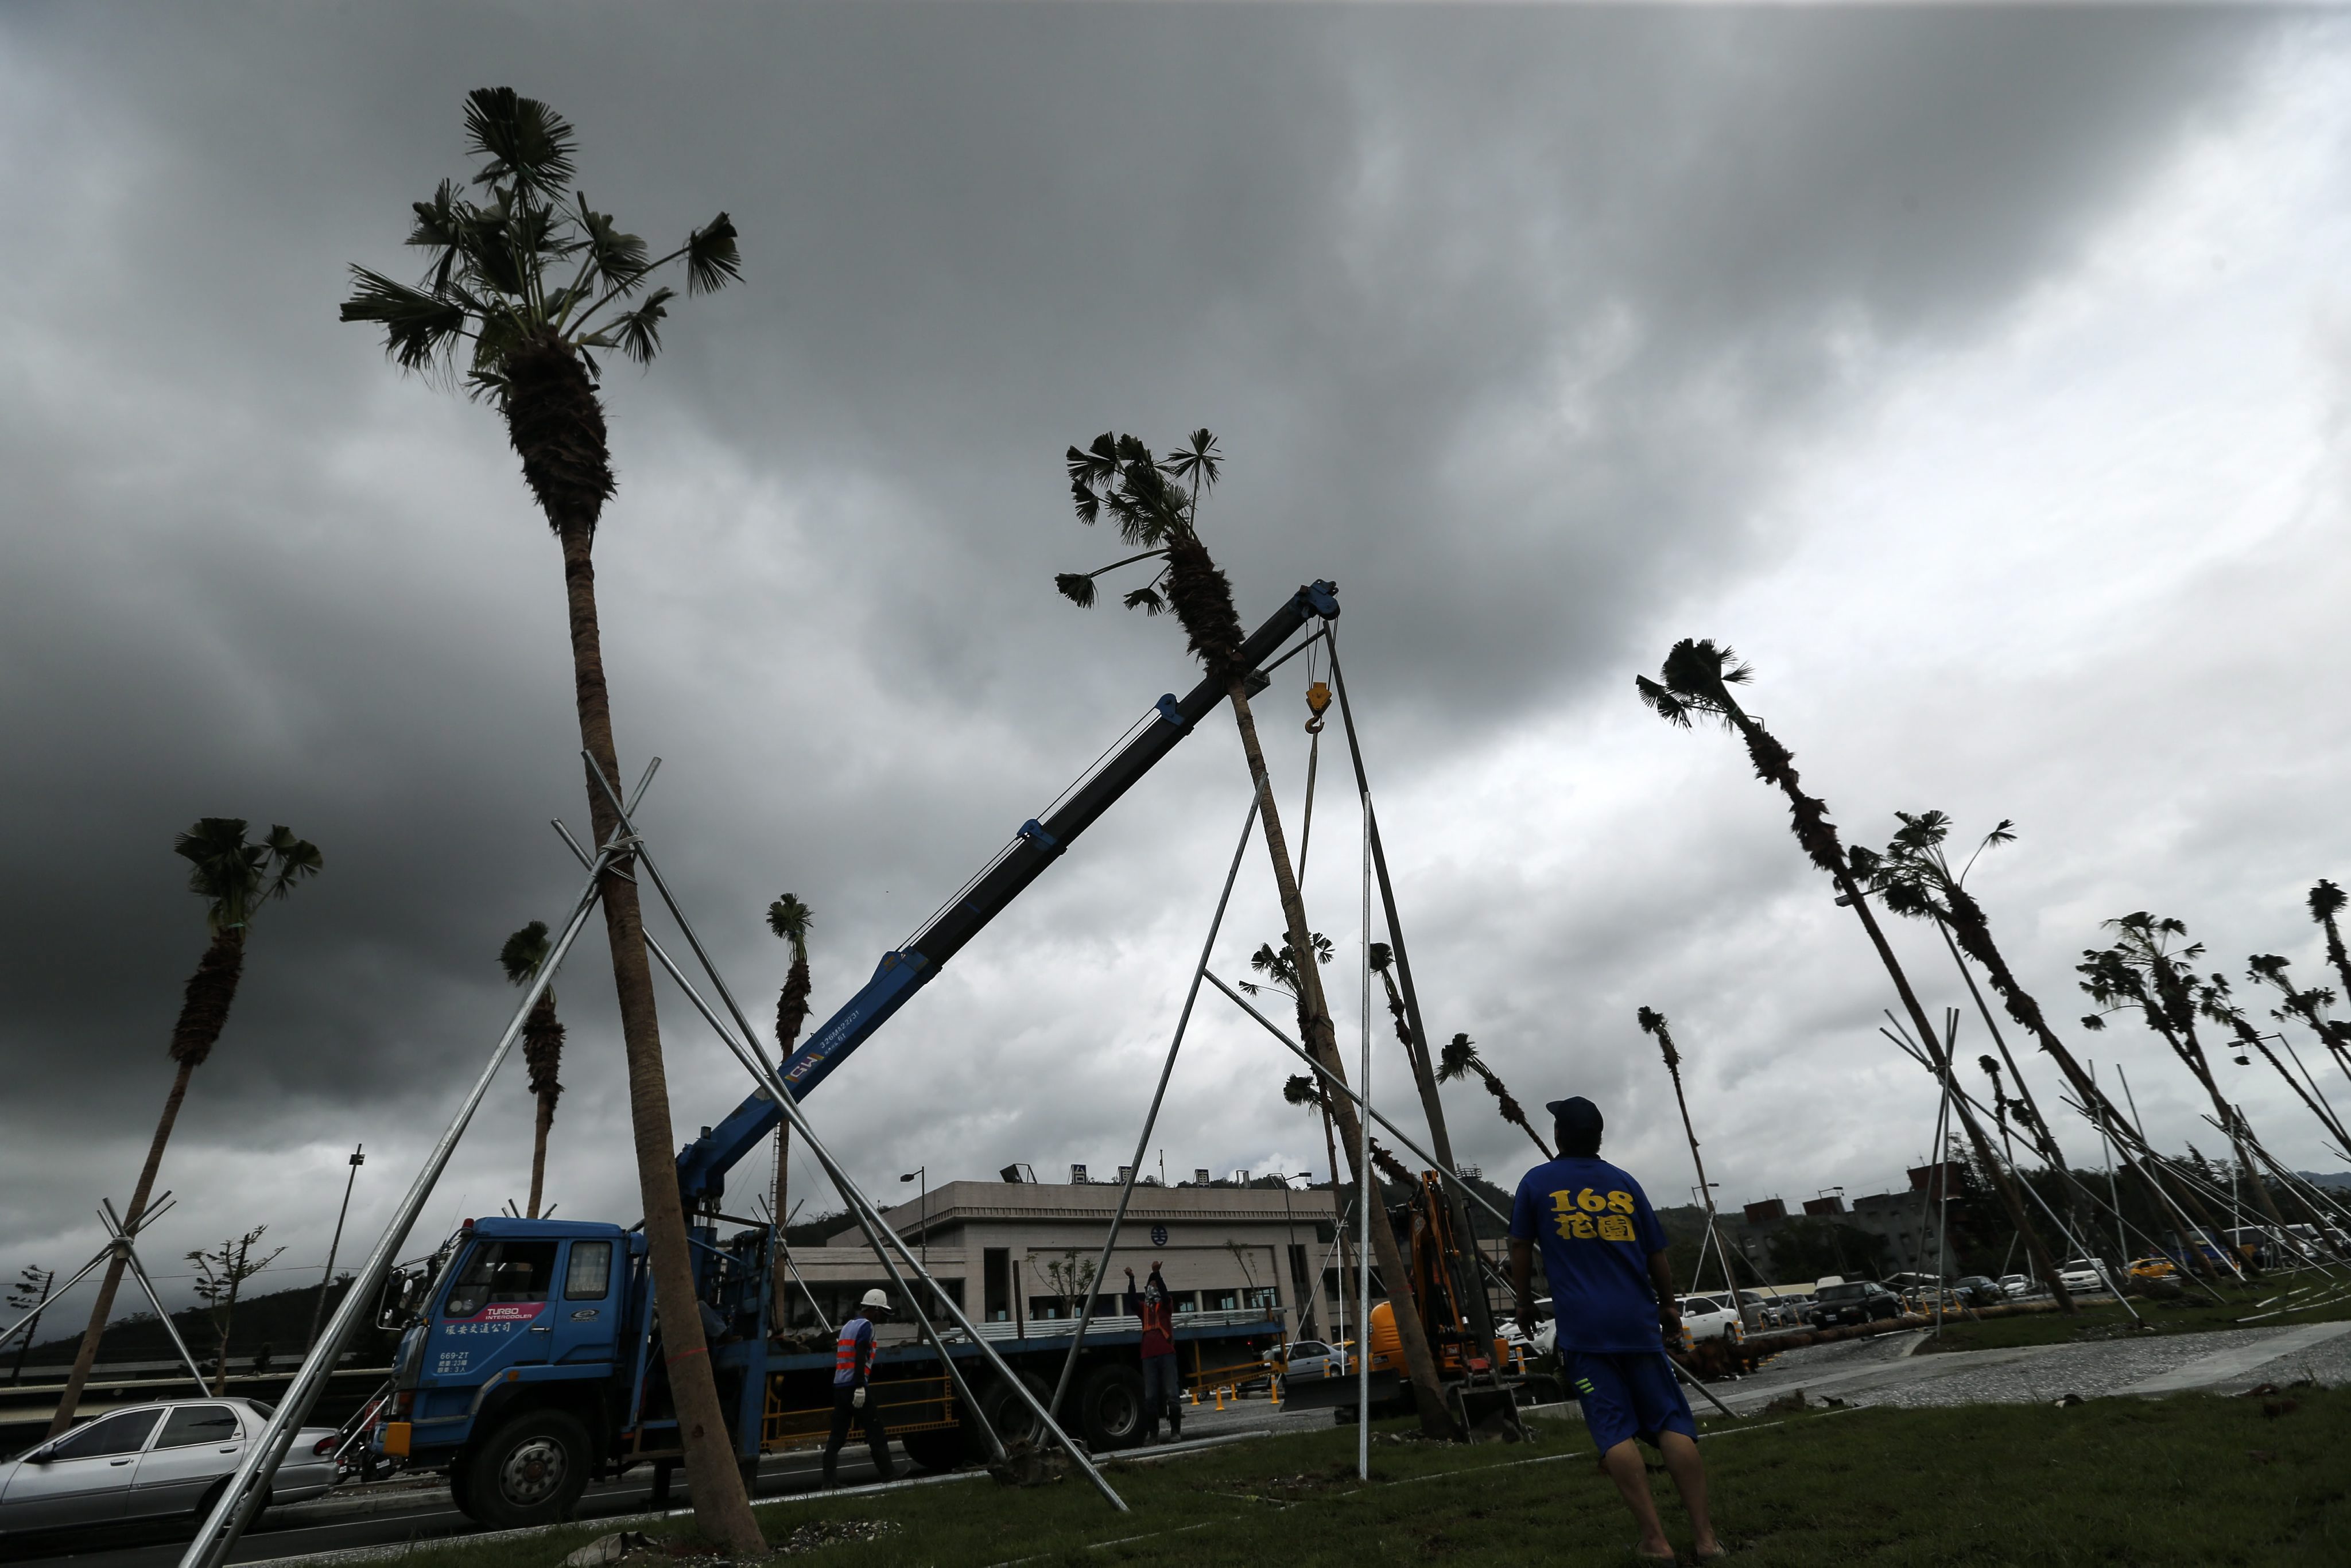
99, 1203, 213, 1392
178, 792, 636, 1568
1356, 798, 1371, 1480
0, 1248, 115, 1354
1049, 796, 1259, 1418
569, 771, 1123, 1511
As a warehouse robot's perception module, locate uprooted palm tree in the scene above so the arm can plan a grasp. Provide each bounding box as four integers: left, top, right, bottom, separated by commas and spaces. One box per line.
2081, 914, 2296, 1251
1057, 431, 1453, 1436
1636, 642, 2073, 1311
765, 894, 813, 1323
340, 88, 758, 1550
1437, 1033, 1553, 1161
499, 922, 566, 1220
1852, 810, 2224, 1270
49, 819, 322, 1436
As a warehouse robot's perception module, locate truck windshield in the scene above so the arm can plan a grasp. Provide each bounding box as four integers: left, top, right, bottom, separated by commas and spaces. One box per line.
442, 1240, 560, 1319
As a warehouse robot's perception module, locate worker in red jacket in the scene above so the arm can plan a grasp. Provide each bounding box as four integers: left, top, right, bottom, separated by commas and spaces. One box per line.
1123, 1262, 1181, 1443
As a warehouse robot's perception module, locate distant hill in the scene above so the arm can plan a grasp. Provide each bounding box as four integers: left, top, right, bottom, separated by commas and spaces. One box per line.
2298, 1171, 2351, 1191
9, 1279, 398, 1378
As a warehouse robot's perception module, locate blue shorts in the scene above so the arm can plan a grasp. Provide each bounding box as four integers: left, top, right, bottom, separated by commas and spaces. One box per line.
1566, 1350, 1696, 1452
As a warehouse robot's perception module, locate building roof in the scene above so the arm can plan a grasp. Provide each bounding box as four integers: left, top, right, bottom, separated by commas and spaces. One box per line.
839, 1178, 1343, 1245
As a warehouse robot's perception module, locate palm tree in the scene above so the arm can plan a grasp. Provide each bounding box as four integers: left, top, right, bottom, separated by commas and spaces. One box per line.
2313, 880, 2351, 1004
1640, 1008, 1737, 1295
499, 922, 566, 1220
1252, 938, 1340, 1178
1436, 1033, 1554, 1160
2201, 978, 2351, 1174
2080, 914, 2296, 1248
765, 894, 813, 1323
2246, 954, 2351, 1081
1635, 643, 2074, 1310
48, 820, 322, 1435
340, 89, 759, 1551
1057, 432, 1454, 1437
1851, 811, 2227, 1274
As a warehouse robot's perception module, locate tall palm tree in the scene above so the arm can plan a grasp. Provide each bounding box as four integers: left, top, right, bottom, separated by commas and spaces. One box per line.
2313, 880, 2351, 1005
2080, 914, 2296, 1246
765, 894, 813, 1324
340, 88, 759, 1550
1249, 936, 1340, 1184
1851, 810, 2227, 1272
1640, 1008, 1737, 1294
48, 819, 322, 1435
1057, 432, 1453, 1437
2200, 979, 2351, 1176
1636, 643, 2074, 1310
499, 922, 566, 1220
1436, 1033, 1554, 1161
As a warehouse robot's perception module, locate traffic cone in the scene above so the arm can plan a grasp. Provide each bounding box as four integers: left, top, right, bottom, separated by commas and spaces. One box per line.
1215, 1386, 1226, 1411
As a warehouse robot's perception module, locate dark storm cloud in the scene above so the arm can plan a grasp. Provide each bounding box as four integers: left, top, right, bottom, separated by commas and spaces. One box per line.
0, 3, 2292, 1311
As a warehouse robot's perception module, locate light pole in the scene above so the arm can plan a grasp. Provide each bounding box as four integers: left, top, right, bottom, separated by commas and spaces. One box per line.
305, 1146, 364, 1353
899, 1168, 926, 1268
1816, 1187, 1848, 1279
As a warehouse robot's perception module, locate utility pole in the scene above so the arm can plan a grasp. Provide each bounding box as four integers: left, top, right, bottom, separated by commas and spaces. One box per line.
899, 1168, 926, 1267
305, 1146, 364, 1353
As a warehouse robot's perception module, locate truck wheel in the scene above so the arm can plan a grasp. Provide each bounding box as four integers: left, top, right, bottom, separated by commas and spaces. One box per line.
460, 1411, 591, 1529
965, 1370, 1053, 1458
900, 1429, 965, 1473
1077, 1364, 1147, 1451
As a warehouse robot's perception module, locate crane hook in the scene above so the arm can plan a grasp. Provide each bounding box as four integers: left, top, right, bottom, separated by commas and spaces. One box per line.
1305, 680, 1331, 733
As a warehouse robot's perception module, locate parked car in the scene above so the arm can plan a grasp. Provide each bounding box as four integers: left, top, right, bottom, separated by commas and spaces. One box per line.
1759, 1293, 1813, 1329
1271, 1340, 1351, 1383
1676, 1294, 1745, 1344
1996, 1274, 2032, 1299
1950, 1276, 2004, 1307
1810, 1281, 1903, 1327
2128, 1256, 2178, 1282
0, 1399, 338, 1538
2056, 1258, 2111, 1294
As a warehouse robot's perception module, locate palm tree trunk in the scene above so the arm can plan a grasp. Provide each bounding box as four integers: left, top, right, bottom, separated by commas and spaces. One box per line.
555, 519, 762, 1553
527, 1092, 555, 1221
1377, 975, 1502, 1356
1224, 682, 1455, 1437
45, 924, 238, 1439
1720, 708, 2077, 1312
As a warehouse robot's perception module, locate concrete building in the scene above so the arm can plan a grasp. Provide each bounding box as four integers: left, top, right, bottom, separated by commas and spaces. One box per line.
778, 1177, 1352, 1344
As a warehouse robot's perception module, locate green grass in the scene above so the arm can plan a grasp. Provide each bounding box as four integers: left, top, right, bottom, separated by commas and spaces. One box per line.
1907, 1281, 2351, 1355
394, 1387, 2351, 1567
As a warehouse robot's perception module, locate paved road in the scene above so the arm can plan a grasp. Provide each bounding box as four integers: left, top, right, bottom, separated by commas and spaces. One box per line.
1714, 1319, 2351, 1414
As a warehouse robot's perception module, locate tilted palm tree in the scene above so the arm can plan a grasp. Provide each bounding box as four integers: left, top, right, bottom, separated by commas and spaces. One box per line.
340, 89, 759, 1550
1849, 810, 2232, 1267
764, 895, 813, 1322
1252, 938, 1340, 1174
2313, 880, 2351, 1005
1636, 643, 2074, 1310
2246, 954, 2351, 1080
1437, 1033, 1554, 1161
2200, 977, 2351, 1169
499, 922, 566, 1220
49, 820, 322, 1435
1057, 432, 1453, 1436
2080, 914, 2296, 1246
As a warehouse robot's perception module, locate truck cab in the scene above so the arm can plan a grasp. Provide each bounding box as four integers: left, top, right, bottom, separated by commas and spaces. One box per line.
378, 1219, 651, 1527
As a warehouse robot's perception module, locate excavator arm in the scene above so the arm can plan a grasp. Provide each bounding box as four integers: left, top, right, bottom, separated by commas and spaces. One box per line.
674, 580, 1340, 1208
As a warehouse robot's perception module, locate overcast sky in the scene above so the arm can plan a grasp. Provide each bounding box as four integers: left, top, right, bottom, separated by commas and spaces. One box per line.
5, 3, 2349, 1322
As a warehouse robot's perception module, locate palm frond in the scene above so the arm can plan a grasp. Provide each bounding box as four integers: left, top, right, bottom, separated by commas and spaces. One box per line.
1634, 675, 1693, 728
1161, 428, 1221, 494
340, 267, 470, 371
259, 826, 324, 901
464, 87, 577, 200
1122, 586, 1166, 615
596, 287, 673, 364
1368, 942, 1393, 974
765, 894, 813, 946
684, 212, 742, 295
1054, 572, 1097, 608
1436, 1031, 1479, 1084
2312, 879, 2347, 925
499, 919, 553, 985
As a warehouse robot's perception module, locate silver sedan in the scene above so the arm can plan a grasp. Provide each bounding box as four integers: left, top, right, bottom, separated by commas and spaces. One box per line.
0, 1398, 338, 1537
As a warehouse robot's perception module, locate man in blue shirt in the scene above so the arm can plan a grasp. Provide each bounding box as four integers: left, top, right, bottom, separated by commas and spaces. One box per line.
1511, 1096, 1721, 1563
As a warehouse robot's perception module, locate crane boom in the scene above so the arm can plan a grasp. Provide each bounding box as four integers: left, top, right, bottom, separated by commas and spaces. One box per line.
674, 580, 1340, 1207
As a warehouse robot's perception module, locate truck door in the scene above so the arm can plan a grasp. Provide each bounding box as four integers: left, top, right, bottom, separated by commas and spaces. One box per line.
549, 1238, 621, 1364
430, 1237, 560, 1382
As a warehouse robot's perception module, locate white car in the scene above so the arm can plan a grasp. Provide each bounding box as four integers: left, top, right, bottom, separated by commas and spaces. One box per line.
0, 1398, 338, 1537
1997, 1274, 2032, 1299
2055, 1259, 2110, 1294
1676, 1294, 1745, 1344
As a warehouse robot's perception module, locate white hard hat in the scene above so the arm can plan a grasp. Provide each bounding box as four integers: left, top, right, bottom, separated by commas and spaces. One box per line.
861, 1288, 891, 1310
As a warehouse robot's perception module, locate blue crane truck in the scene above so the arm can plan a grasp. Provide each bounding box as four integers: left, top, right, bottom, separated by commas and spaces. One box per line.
368, 583, 1341, 1528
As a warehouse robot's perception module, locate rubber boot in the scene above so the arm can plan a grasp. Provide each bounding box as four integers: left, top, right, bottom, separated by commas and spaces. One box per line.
820, 1447, 839, 1489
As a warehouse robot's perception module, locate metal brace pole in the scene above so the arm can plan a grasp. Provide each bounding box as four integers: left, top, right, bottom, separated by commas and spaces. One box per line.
100, 1202, 214, 1391
178, 781, 643, 1568
1049, 794, 1260, 1418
